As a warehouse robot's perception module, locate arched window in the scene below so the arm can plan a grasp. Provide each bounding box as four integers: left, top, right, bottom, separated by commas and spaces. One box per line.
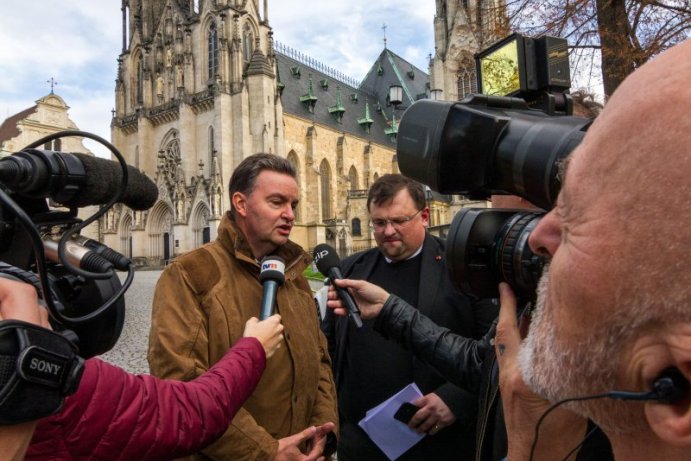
208, 126, 215, 173
136, 55, 144, 104
348, 165, 359, 190
287, 151, 301, 222
208, 22, 219, 79
43, 139, 61, 151
193, 0, 200, 14
242, 24, 254, 63
457, 58, 477, 98
319, 159, 332, 221
352, 218, 362, 236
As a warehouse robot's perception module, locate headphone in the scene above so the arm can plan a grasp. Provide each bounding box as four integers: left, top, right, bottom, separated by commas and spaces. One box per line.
607, 367, 689, 404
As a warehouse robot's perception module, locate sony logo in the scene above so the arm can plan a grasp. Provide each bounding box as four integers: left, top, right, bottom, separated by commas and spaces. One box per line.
29, 358, 62, 376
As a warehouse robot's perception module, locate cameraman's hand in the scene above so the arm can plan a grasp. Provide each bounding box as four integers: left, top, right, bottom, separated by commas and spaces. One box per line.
326, 279, 389, 320
495, 283, 587, 461
0, 277, 50, 328
243, 315, 284, 358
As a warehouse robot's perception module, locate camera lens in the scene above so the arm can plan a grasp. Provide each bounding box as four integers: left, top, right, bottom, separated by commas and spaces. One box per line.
446, 208, 545, 299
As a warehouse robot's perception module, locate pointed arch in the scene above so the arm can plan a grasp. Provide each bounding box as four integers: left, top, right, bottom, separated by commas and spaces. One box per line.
242, 23, 254, 63
351, 217, 362, 237
348, 165, 359, 190
287, 151, 301, 222
207, 19, 219, 80
192, 202, 211, 247
457, 54, 477, 99
319, 159, 332, 221
147, 201, 175, 264
119, 212, 133, 258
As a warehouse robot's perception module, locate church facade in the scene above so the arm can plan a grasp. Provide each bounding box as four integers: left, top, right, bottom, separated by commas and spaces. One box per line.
106, 0, 503, 266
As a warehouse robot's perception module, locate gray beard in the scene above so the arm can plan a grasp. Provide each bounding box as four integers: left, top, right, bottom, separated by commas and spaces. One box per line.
517, 266, 648, 434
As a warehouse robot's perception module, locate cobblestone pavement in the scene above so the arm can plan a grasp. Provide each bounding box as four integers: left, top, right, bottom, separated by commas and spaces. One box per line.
99, 270, 325, 375
99, 269, 161, 375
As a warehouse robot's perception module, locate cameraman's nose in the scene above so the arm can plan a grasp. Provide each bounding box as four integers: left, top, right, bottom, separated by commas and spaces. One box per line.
528, 210, 560, 258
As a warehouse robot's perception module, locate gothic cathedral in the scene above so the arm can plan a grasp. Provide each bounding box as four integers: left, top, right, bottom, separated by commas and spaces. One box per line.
105, 0, 503, 266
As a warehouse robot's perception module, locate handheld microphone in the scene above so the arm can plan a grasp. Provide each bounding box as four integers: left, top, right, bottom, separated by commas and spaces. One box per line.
312, 244, 363, 328
259, 256, 285, 320
0, 149, 158, 210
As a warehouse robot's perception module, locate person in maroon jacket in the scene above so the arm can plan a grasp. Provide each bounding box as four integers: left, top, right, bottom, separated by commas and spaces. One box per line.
0, 277, 329, 461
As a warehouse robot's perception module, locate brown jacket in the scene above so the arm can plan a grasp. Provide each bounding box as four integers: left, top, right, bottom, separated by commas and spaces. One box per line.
148, 213, 338, 461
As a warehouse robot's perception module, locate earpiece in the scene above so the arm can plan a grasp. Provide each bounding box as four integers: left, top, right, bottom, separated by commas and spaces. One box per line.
608, 367, 689, 404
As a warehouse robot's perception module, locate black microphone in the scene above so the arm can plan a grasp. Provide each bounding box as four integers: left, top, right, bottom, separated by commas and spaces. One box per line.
0, 149, 158, 210
70, 235, 132, 271
259, 256, 285, 320
312, 244, 363, 328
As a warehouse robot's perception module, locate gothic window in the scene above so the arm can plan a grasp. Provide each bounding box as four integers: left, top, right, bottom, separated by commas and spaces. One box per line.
287, 151, 301, 222
457, 61, 477, 98
348, 165, 359, 190
136, 55, 144, 104
242, 24, 254, 63
193, 0, 200, 14
319, 159, 332, 221
352, 218, 362, 237
208, 22, 219, 80
208, 126, 215, 173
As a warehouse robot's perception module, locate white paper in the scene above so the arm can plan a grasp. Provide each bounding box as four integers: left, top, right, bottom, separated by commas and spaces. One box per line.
358, 383, 426, 460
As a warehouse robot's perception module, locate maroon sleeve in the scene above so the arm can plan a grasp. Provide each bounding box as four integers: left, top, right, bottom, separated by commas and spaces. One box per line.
26, 337, 266, 461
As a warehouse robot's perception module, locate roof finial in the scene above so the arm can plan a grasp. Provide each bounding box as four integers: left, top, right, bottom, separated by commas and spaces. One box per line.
47, 77, 58, 94
382, 23, 388, 49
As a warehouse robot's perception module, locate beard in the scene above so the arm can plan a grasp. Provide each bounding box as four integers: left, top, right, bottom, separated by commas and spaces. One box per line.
517, 265, 649, 434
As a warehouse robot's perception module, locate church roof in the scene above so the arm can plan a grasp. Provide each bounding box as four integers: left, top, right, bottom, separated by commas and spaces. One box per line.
0, 105, 38, 145
275, 44, 430, 147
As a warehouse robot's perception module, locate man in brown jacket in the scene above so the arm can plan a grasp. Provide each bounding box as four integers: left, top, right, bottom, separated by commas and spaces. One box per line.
148, 153, 337, 461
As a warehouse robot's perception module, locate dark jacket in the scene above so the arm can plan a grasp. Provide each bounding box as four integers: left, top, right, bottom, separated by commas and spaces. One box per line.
27, 338, 266, 460
373, 295, 613, 461
322, 234, 497, 459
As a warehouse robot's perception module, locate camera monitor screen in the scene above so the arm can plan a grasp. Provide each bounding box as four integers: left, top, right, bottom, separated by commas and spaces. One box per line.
478, 37, 522, 96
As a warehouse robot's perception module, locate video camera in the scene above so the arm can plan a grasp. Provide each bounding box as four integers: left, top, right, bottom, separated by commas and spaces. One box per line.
397, 34, 592, 299
0, 130, 157, 423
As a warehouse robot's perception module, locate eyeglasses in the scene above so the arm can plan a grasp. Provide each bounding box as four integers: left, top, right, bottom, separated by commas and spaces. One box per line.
369, 209, 423, 231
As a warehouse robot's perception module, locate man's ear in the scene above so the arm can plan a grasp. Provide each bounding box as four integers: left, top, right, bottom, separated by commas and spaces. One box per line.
645, 359, 691, 446
232, 192, 247, 218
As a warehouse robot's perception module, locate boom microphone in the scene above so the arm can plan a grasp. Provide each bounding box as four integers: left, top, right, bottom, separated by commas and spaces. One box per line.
259, 256, 285, 320
0, 149, 158, 210
312, 244, 363, 328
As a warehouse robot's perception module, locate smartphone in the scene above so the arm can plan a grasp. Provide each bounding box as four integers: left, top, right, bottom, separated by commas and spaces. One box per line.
393, 402, 420, 424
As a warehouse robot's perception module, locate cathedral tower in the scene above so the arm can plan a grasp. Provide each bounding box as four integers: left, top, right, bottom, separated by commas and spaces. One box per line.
429, 0, 507, 101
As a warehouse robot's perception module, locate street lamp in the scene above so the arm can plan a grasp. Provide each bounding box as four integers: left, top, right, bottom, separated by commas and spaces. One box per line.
385, 85, 404, 141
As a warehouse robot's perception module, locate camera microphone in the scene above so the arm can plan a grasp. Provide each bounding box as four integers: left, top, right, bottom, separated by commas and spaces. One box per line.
259, 256, 285, 320
312, 244, 363, 328
0, 149, 158, 210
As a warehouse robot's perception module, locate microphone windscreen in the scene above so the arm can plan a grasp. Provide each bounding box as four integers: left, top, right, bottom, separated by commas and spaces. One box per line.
71, 153, 158, 210
313, 244, 341, 274
259, 256, 286, 284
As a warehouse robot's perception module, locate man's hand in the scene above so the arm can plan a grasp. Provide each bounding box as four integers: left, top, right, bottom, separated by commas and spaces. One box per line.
495, 283, 587, 461
243, 315, 284, 358
274, 422, 336, 461
326, 278, 389, 320
410, 393, 457, 435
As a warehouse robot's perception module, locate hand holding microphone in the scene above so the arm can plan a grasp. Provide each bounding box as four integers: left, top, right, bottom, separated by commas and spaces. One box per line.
312, 244, 363, 328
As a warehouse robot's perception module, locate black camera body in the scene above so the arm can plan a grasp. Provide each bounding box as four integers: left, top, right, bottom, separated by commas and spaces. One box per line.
398, 93, 591, 298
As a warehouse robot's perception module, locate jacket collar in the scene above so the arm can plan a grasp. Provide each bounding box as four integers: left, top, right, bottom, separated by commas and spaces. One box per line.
216, 212, 311, 280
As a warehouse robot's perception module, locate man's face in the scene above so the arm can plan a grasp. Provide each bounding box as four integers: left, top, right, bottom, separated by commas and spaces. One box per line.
369, 188, 428, 262
235, 170, 298, 258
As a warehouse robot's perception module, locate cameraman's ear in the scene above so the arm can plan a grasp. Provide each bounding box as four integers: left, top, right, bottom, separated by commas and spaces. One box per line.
645, 355, 691, 446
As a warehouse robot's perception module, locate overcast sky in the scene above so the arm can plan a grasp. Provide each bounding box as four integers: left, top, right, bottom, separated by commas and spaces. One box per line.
0, 1, 435, 157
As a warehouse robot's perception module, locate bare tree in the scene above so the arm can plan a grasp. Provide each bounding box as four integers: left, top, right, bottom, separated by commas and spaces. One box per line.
499, 0, 691, 97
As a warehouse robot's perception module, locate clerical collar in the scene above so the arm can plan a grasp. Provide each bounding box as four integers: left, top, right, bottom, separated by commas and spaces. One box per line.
384, 244, 423, 264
